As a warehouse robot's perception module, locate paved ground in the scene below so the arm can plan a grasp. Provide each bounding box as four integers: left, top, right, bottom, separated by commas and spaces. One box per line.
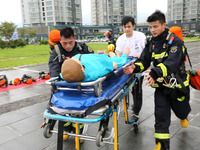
0, 42, 200, 150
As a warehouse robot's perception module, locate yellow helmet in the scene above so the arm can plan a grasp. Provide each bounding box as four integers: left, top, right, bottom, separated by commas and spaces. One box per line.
107, 44, 115, 52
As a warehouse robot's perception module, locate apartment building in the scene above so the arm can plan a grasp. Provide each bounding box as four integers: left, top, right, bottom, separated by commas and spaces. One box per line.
91, 0, 137, 26
21, 0, 82, 27
167, 0, 200, 23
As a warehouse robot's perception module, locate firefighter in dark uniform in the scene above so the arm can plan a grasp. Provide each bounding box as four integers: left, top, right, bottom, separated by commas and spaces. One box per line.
104, 30, 116, 52
123, 10, 191, 150
48, 27, 94, 141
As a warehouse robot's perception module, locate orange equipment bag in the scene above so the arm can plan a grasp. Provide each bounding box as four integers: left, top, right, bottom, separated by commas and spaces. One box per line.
189, 70, 200, 90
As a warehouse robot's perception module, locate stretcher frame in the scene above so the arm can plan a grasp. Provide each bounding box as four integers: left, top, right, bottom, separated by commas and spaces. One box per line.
42, 60, 142, 150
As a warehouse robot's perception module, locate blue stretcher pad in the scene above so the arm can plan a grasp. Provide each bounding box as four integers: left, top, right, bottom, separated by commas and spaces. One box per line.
51, 71, 132, 111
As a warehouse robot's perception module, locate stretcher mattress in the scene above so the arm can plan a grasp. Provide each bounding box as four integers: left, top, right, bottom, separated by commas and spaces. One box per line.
51, 71, 131, 110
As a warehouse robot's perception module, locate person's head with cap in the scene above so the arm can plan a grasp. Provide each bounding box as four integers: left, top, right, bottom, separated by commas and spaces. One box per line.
48, 29, 60, 53
61, 58, 85, 82
104, 30, 111, 38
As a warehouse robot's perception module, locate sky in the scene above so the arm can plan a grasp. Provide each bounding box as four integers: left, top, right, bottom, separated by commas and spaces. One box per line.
0, 0, 167, 27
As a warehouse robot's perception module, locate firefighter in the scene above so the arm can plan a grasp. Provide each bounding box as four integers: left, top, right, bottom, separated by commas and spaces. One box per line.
48, 27, 94, 141
123, 10, 191, 150
104, 30, 117, 52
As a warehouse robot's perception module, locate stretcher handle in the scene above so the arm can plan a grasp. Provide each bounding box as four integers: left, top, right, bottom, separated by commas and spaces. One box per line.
114, 58, 137, 74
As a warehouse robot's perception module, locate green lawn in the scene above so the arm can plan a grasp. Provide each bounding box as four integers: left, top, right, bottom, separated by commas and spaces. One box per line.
183, 36, 200, 41
0, 43, 108, 69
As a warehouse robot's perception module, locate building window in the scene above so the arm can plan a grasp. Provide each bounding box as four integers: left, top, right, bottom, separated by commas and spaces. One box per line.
191, 24, 196, 29
46, 6, 52, 11
47, 17, 53, 21
47, 12, 52, 16
46, 1, 52, 5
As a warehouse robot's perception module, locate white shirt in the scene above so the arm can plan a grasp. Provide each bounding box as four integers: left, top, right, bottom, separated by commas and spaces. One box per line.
116, 31, 146, 57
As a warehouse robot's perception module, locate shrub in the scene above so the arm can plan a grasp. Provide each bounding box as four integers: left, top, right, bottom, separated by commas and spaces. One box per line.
39, 40, 48, 45
0, 39, 6, 49
16, 39, 26, 47
25, 38, 29, 45
10, 43, 17, 48
185, 33, 195, 37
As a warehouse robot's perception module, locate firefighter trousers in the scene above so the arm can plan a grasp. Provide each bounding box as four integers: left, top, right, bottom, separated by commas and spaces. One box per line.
154, 87, 191, 149
131, 75, 144, 115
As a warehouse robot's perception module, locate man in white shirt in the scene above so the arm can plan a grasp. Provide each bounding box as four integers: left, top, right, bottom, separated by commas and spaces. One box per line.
116, 16, 146, 120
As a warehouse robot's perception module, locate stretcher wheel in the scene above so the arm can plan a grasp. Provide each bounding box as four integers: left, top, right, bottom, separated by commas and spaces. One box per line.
96, 131, 103, 147
133, 124, 138, 134
94, 83, 102, 97
43, 124, 53, 138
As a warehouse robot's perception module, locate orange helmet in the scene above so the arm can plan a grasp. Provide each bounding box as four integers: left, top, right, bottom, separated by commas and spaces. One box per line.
48, 29, 60, 48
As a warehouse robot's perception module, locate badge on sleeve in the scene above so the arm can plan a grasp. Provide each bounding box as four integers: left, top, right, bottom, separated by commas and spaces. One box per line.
88, 46, 93, 52
170, 46, 178, 53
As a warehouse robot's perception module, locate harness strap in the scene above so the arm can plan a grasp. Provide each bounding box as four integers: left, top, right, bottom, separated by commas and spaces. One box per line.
175, 72, 187, 94
79, 54, 83, 61
83, 99, 112, 117
184, 46, 193, 70
54, 45, 62, 63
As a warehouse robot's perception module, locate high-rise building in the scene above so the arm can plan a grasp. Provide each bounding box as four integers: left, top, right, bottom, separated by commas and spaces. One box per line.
21, 0, 82, 27
91, 0, 137, 26
167, 0, 200, 23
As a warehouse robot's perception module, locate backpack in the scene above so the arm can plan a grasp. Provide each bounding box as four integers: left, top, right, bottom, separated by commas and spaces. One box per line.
169, 26, 200, 90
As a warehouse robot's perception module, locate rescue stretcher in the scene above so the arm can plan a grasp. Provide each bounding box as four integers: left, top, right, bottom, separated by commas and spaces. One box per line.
42, 59, 142, 150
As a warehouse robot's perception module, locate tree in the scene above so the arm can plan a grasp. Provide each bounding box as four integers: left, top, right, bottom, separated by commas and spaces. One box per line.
28, 29, 37, 38
18, 28, 27, 39
0, 22, 17, 41
27, 29, 37, 44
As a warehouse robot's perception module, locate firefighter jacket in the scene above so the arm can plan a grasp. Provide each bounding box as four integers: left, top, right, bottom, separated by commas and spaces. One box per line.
108, 34, 116, 47
133, 29, 189, 91
48, 42, 94, 77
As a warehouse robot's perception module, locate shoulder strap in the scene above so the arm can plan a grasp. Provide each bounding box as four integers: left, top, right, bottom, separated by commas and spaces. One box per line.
184, 46, 193, 70
148, 37, 152, 53
77, 42, 93, 53
54, 45, 62, 63
79, 54, 83, 61
76, 42, 83, 51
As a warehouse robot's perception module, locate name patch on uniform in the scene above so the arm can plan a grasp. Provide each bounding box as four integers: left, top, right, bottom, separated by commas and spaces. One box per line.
170, 46, 178, 53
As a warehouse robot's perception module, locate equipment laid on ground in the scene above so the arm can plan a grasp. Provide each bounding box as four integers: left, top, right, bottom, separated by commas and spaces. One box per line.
39, 72, 50, 80
0, 75, 8, 88
9, 78, 21, 85
21, 74, 36, 84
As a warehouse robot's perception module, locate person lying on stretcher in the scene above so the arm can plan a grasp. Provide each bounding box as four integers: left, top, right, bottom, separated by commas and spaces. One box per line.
61, 47, 130, 82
